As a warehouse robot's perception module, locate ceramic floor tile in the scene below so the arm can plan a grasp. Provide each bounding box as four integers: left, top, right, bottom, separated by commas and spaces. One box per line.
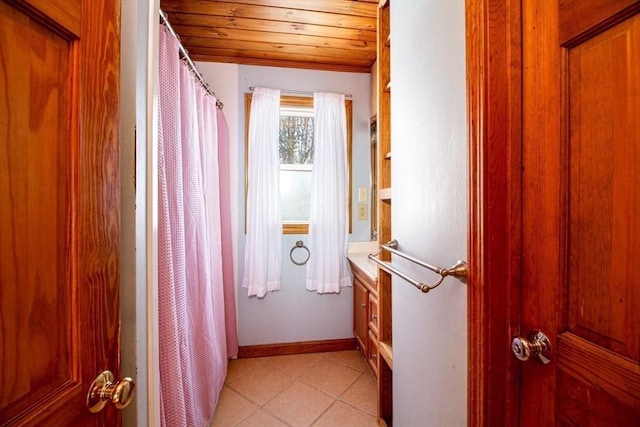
213, 351, 378, 426
311, 401, 378, 427
235, 408, 289, 427
325, 350, 370, 373
264, 381, 335, 427
228, 365, 294, 405
263, 353, 324, 378
339, 372, 377, 416
209, 386, 258, 426
226, 357, 267, 384
298, 358, 361, 398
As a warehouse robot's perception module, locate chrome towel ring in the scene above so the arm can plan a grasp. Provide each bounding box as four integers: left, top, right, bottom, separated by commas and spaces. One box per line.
290, 240, 310, 266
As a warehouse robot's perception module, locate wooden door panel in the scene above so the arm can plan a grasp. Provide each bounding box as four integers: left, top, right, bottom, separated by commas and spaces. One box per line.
559, 0, 639, 43
521, 0, 640, 425
557, 365, 639, 426
558, 10, 640, 423
0, 2, 75, 422
557, 334, 640, 410
467, 0, 639, 425
0, 0, 120, 425
567, 13, 640, 361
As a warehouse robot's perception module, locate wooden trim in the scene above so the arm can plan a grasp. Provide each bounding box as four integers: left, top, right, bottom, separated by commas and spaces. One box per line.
282, 223, 309, 234
466, 0, 522, 425
237, 338, 357, 358
346, 99, 353, 234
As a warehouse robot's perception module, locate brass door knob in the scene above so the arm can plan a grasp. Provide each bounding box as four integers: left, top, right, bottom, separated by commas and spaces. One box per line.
511, 330, 552, 364
86, 370, 135, 413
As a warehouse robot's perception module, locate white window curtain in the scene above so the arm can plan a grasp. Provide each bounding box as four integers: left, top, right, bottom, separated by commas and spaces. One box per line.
306, 92, 351, 294
242, 87, 282, 297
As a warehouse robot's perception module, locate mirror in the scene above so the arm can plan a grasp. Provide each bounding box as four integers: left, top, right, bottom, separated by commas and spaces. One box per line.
370, 115, 377, 241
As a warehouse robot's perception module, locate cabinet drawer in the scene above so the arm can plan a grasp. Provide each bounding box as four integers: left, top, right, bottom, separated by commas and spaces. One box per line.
368, 294, 378, 335
368, 330, 378, 377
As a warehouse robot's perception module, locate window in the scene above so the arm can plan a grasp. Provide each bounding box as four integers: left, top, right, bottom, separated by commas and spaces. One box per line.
245, 94, 352, 234
279, 101, 314, 228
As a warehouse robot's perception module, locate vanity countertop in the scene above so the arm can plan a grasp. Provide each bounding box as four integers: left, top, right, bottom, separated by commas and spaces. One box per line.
347, 241, 379, 281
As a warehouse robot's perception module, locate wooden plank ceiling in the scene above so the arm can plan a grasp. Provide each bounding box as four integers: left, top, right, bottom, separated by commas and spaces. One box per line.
160, 0, 378, 73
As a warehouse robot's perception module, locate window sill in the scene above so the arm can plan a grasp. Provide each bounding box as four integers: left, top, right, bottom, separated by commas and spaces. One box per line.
283, 223, 309, 234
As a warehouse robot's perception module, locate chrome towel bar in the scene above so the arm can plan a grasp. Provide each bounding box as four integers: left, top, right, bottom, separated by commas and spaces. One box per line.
368, 240, 467, 293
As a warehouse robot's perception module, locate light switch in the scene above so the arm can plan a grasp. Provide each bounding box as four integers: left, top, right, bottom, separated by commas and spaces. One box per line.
357, 203, 368, 220
358, 187, 367, 202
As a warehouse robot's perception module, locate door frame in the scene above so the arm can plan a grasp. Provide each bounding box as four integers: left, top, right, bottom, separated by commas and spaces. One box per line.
466, 0, 522, 425
119, 0, 160, 425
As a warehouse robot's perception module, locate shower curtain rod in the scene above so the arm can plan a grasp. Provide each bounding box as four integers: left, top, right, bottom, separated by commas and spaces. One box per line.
159, 9, 224, 109
249, 86, 353, 98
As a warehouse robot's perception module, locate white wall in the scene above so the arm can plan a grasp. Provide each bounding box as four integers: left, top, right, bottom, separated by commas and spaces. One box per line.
391, 1, 468, 425
224, 65, 372, 345
237, 66, 370, 345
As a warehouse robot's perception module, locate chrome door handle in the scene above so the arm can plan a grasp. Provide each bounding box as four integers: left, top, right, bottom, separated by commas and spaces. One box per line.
511, 330, 552, 364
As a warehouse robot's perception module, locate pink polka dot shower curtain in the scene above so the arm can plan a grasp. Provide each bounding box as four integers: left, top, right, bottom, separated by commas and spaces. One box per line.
157, 23, 233, 426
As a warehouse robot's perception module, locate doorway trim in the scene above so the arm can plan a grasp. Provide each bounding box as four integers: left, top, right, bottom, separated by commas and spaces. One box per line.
120, 0, 161, 425
466, 0, 522, 424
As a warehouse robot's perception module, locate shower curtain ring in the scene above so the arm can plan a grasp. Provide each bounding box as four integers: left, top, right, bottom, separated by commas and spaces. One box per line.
290, 240, 310, 266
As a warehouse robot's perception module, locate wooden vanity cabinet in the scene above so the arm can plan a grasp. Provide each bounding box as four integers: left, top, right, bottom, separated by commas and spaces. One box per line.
350, 261, 378, 377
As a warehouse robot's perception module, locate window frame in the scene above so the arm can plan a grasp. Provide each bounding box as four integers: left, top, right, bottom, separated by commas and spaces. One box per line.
245, 93, 352, 234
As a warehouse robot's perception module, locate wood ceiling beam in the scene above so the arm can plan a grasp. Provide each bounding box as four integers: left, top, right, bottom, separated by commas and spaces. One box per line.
173, 25, 375, 52
161, 1, 376, 30
183, 38, 376, 61
188, 45, 375, 66
217, 0, 378, 18
191, 54, 371, 73
165, 12, 376, 42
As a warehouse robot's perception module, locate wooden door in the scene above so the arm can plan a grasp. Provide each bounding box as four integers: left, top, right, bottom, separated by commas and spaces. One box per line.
520, 0, 640, 424
0, 0, 121, 425
353, 277, 369, 355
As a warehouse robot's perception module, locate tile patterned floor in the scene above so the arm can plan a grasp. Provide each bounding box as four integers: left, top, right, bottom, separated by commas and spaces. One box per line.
209, 350, 378, 427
